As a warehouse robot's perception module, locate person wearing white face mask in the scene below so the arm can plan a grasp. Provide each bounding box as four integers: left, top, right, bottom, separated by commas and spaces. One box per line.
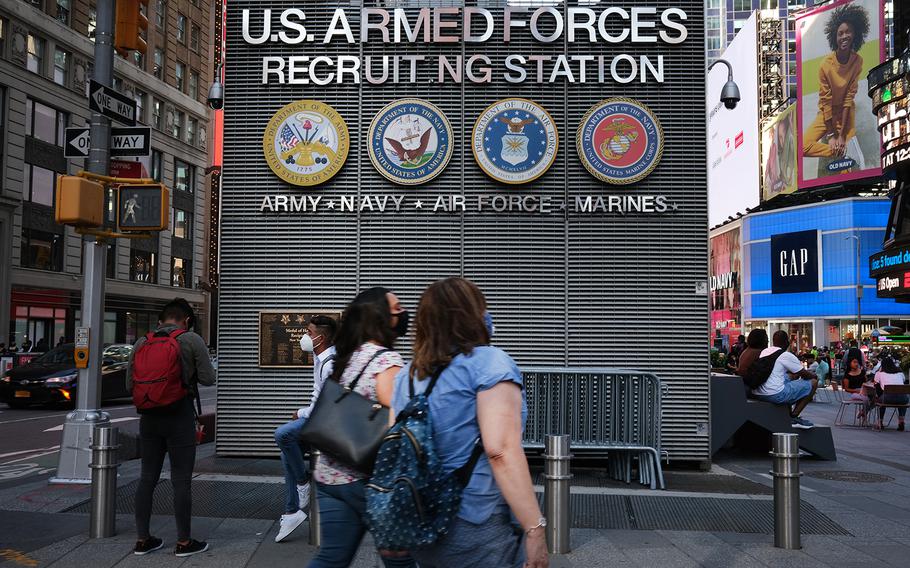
274, 315, 338, 543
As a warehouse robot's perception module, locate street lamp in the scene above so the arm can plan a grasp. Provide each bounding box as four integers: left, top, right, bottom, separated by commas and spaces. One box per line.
707, 58, 741, 110
845, 234, 862, 342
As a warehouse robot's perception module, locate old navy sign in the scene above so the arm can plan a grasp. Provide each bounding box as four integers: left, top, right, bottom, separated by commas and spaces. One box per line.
771, 230, 821, 294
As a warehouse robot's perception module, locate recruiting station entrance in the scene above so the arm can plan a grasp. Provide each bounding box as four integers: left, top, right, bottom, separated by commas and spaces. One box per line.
218, 1, 710, 463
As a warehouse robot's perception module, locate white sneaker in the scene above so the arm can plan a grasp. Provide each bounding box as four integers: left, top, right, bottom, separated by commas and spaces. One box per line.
845, 136, 865, 169
297, 483, 311, 511
275, 510, 307, 543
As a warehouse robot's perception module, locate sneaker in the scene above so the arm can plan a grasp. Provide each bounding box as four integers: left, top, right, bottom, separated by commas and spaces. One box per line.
791, 417, 815, 430
297, 483, 311, 510
174, 540, 209, 557
275, 509, 308, 543
134, 537, 164, 555
845, 136, 865, 169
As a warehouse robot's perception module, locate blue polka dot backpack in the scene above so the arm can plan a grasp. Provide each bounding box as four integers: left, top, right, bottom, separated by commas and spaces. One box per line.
366, 363, 483, 550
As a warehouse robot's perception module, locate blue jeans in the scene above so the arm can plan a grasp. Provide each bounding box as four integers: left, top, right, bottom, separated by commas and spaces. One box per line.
275, 418, 309, 514
307, 481, 416, 568
411, 511, 525, 568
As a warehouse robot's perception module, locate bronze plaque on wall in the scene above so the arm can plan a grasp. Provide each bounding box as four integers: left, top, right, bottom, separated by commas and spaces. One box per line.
258, 310, 340, 368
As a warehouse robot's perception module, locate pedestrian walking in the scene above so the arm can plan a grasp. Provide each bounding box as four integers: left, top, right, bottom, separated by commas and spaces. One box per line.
274, 315, 338, 543
306, 287, 415, 568
127, 298, 216, 557
389, 277, 548, 568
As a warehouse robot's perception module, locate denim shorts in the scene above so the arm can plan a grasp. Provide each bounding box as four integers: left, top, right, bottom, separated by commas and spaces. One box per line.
754, 379, 812, 405
410, 512, 524, 568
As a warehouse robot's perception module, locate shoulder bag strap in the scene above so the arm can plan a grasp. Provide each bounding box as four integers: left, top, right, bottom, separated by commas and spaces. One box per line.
344, 348, 390, 392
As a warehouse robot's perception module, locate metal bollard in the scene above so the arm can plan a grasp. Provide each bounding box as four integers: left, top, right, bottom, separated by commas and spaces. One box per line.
543, 435, 572, 554
770, 433, 801, 550
308, 450, 321, 547
89, 425, 120, 538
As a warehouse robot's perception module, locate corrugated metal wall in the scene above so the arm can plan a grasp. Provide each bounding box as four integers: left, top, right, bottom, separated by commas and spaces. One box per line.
219, 0, 710, 462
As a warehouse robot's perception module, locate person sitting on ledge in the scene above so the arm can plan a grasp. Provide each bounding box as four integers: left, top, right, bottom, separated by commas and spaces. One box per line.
736, 329, 768, 377
750, 330, 818, 430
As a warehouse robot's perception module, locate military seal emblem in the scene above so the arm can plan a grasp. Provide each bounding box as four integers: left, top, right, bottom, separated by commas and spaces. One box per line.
472, 98, 558, 185
368, 99, 453, 185
576, 98, 664, 185
262, 100, 349, 187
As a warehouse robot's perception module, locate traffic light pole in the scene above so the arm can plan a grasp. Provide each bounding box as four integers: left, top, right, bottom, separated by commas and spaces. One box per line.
51, 0, 114, 484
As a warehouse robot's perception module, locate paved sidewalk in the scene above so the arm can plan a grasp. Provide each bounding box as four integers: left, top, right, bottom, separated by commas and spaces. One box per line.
1, 395, 909, 567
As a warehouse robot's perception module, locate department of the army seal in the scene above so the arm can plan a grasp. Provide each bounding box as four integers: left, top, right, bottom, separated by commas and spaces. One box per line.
472, 98, 558, 185
262, 100, 349, 187
576, 98, 663, 185
368, 99, 453, 185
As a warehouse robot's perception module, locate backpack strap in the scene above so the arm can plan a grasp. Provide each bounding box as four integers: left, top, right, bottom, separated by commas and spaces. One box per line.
453, 438, 484, 486
408, 361, 450, 399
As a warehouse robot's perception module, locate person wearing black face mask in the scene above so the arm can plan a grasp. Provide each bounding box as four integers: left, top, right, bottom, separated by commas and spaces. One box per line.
307, 287, 415, 568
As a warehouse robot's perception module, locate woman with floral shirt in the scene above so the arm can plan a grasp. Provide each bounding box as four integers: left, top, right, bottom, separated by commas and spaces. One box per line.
308, 287, 414, 568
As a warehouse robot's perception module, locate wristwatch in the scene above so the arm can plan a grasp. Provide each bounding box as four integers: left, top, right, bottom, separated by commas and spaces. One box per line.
525, 517, 547, 535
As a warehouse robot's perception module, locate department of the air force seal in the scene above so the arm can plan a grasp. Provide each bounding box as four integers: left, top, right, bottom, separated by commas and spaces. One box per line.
262, 100, 349, 187
368, 99, 453, 185
576, 98, 663, 185
472, 98, 558, 185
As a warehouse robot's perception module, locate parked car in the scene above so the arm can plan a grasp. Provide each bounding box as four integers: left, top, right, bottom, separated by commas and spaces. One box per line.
0, 343, 133, 408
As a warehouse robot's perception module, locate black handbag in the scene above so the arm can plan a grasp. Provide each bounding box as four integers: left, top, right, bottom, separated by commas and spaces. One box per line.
299, 349, 391, 474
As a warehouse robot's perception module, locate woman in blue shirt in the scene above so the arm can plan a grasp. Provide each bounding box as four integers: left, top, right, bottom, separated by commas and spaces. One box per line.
392, 277, 548, 568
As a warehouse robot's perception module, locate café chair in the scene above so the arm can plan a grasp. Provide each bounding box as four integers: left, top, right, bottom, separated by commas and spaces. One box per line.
873, 384, 910, 430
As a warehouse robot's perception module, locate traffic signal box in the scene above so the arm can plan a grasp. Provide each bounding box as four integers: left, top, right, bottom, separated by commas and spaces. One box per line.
55, 176, 105, 227
117, 184, 169, 232
114, 0, 149, 58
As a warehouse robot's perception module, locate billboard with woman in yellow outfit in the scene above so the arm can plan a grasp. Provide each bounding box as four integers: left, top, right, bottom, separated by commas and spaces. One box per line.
796, 0, 884, 189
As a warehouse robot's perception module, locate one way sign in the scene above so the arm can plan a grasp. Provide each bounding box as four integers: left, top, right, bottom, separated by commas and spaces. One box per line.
63, 126, 151, 158
89, 80, 136, 126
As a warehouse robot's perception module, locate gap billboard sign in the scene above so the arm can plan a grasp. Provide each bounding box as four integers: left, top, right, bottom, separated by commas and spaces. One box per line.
771, 230, 822, 294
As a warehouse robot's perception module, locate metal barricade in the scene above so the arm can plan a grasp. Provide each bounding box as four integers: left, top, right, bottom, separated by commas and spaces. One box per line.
522, 368, 666, 489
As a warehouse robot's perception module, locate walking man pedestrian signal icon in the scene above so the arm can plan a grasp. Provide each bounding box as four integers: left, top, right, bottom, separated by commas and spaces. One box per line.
117, 184, 169, 232
124, 194, 140, 223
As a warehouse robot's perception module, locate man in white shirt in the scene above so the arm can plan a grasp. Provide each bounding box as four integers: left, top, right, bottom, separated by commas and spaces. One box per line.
752, 330, 819, 429
274, 315, 337, 542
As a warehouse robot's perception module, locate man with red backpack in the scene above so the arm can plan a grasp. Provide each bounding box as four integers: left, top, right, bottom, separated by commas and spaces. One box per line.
127, 299, 216, 557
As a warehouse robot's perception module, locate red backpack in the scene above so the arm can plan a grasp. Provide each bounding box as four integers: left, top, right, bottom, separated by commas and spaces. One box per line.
132, 329, 188, 410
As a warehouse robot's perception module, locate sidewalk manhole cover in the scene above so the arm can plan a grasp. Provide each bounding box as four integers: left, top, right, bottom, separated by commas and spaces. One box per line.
805, 471, 894, 483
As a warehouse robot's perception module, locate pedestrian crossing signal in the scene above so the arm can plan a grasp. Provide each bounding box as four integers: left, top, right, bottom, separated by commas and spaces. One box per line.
117, 184, 169, 232
114, 0, 149, 57
55, 176, 105, 227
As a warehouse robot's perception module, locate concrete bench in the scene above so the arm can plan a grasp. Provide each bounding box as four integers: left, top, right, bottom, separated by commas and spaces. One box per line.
711, 375, 836, 461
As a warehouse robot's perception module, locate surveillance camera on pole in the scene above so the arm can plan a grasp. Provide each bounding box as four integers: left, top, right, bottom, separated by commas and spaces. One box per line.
708, 59, 741, 110
208, 64, 224, 110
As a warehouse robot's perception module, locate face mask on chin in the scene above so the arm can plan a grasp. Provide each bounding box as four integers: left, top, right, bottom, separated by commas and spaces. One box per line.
392, 310, 410, 337
484, 312, 495, 338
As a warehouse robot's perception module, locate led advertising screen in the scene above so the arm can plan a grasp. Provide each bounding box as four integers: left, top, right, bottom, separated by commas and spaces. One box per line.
710, 226, 742, 340
796, 0, 884, 189
762, 104, 798, 202
708, 12, 760, 228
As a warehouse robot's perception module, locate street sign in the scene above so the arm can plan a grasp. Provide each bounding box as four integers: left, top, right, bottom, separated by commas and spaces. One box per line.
89, 79, 136, 125
117, 184, 169, 231
111, 126, 151, 156
110, 159, 147, 178
65, 127, 90, 158
63, 127, 151, 159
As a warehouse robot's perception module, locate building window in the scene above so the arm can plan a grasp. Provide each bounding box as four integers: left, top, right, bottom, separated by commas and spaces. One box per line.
53, 48, 68, 86
23, 165, 56, 207
155, 0, 166, 30
171, 110, 184, 139
21, 229, 63, 272
175, 159, 194, 193
88, 7, 96, 40
56, 0, 70, 24
707, 36, 722, 51
707, 17, 721, 32
190, 24, 200, 52
707, 0, 722, 8
174, 209, 192, 239
133, 50, 144, 69
130, 249, 157, 283
185, 117, 196, 145
177, 14, 186, 43
152, 99, 162, 130
733, 0, 751, 11
0, 19, 6, 58
171, 257, 191, 288
762, 0, 779, 9
26, 98, 67, 145
151, 149, 162, 181
175, 61, 185, 92
134, 90, 145, 123
27, 34, 45, 75
189, 71, 199, 100
153, 48, 163, 80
